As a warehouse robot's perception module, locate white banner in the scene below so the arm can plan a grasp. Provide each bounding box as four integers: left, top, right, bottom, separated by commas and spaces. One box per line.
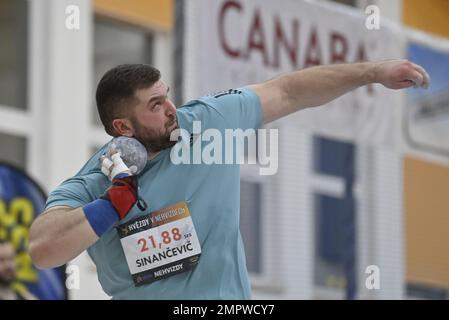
184, 0, 405, 146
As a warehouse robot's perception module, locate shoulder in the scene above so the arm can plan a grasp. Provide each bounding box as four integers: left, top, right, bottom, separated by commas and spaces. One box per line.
176, 87, 262, 130
177, 87, 258, 116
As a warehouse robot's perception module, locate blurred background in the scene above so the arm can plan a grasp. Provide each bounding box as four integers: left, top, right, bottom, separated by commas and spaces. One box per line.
0, 0, 448, 300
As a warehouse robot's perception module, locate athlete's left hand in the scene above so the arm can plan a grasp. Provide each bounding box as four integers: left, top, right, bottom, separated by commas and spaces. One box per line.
374, 59, 430, 90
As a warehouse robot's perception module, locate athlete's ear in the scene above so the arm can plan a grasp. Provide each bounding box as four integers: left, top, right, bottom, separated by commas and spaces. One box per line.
112, 118, 134, 137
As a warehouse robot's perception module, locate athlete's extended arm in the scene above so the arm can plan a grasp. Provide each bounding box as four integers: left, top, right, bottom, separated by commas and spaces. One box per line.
248, 59, 430, 124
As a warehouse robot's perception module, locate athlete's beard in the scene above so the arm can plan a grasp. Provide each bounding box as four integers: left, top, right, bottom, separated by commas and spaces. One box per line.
131, 115, 179, 154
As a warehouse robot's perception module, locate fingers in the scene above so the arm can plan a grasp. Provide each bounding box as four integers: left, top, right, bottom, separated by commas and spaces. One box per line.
111, 152, 123, 164
410, 62, 430, 89
407, 69, 424, 88
380, 60, 430, 90
101, 156, 114, 169
396, 80, 416, 89
101, 156, 114, 179
100, 146, 133, 180
101, 166, 110, 178
109, 152, 132, 179
107, 148, 119, 158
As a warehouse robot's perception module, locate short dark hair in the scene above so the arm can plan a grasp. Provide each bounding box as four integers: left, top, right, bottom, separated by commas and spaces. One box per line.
96, 64, 161, 136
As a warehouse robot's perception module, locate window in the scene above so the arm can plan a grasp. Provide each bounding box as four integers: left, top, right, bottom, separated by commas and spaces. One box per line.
407, 283, 448, 300
0, 133, 27, 170
240, 180, 262, 274
330, 0, 357, 7
313, 136, 356, 294
92, 18, 154, 127
0, 0, 28, 110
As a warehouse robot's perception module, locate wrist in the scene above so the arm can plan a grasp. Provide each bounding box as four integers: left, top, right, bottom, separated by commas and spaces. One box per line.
114, 172, 131, 179
83, 199, 119, 237
362, 62, 379, 85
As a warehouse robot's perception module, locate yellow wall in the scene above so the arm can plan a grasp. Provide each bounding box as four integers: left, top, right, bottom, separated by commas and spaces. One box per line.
404, 156, 449, 289
403, 0, 449, 290
94, 0, 173, 31
403, 0, 449, 39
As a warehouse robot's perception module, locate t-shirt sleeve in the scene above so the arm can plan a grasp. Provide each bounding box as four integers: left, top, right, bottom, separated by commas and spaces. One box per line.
45, 175, 102, 210
196, 87, 263, 130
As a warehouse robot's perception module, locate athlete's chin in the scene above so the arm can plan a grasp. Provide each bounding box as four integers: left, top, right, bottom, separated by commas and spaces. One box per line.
166, 123, 181, 140
149, 139, 177, 153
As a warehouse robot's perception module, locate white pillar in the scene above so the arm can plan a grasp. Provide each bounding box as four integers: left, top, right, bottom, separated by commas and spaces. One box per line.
372, 147, 404, 299
44, 0, 92, 190
278, 127, 314, 299
154, 31, 174, 89
29, 0, 110, 300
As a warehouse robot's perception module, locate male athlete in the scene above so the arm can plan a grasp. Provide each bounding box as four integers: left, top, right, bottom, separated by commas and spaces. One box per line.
29, 60, 429, 299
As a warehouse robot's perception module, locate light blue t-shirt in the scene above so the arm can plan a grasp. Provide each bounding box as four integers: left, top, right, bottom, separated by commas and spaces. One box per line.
45, 88, 263, 299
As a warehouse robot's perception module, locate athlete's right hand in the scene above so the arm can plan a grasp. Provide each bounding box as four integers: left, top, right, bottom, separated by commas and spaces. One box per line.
100, 152, 138, 220
101, 151, 132, 180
